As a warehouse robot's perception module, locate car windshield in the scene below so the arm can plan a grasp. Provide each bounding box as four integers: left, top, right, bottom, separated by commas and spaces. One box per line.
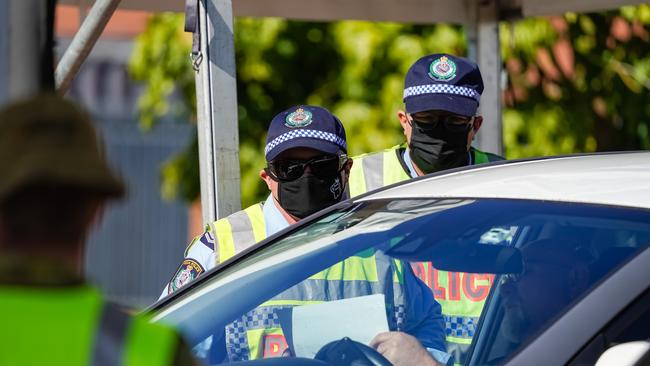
155, 198, 650, 365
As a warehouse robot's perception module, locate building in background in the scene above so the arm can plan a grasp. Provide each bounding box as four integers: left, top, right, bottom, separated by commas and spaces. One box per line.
56, 5, 195, 307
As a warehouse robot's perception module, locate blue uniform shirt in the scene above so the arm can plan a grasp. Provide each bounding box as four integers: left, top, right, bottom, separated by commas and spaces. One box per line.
262, 194, 290, 237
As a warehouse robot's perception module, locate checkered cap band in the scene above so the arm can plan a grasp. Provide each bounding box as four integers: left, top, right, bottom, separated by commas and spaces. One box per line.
403, 84, 480, 102
264, 129, 347, 157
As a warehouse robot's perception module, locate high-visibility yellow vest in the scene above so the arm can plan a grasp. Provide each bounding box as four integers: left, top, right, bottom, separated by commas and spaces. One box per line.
348, 145, 504, 365
199, 205, 408, 361
350, 145, 501, 198
224, 249, 407, 361
164, 203, 266, 297
0, 285, 178, 365
348, 146, 412, 197
411, 263, 495, 364
203, 203, 266, 264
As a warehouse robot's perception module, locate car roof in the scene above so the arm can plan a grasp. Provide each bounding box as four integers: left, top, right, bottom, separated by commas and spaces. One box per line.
361, 152, 650, 210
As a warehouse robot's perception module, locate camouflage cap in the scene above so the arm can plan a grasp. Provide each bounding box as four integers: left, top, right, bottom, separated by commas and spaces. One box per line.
0, 94, 125, 202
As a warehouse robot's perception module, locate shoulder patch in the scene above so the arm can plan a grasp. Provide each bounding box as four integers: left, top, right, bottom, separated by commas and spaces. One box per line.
168, 259, 205, 293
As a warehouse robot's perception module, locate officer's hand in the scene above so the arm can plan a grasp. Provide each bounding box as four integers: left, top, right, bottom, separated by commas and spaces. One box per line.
369, 331, 442, 366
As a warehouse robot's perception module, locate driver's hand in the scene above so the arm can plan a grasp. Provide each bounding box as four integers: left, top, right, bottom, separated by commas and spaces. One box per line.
369, 331, 442, 366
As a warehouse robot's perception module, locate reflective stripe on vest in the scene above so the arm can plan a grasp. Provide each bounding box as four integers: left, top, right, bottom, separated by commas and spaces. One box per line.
349, 146, 410, 197
224, 250, 407, 361
96, 303, 178, 366
0, 286, 176, 366
209, 203, 266, 264
94, 302, 130, 366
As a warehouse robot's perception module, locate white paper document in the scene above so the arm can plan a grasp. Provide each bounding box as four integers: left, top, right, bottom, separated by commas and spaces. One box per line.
279, 294, 389, 358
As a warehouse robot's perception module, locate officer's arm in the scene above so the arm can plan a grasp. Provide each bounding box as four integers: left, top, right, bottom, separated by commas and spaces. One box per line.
159, 230, 218, 299
370, 332, 442, 366
400, 261, 449, 363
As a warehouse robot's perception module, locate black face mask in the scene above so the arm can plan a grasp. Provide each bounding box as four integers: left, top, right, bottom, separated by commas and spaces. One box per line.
409, 120, 470, 174
277, 171, 344, 219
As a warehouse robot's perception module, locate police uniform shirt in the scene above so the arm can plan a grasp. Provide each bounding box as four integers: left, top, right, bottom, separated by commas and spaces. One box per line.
161, 194, 288, 298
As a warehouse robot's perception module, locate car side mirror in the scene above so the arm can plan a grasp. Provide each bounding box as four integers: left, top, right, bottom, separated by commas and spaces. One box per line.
595, 341, 650, 366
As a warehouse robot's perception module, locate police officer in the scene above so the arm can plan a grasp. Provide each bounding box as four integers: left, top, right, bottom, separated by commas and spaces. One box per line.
161, 105, 352, 296
349, 53, 503, 196
349, 54, 505, 365
0, 94, 196, 365
163, 105, 447, 366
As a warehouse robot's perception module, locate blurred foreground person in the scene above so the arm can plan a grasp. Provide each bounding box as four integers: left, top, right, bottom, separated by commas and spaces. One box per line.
0, 95, 196, 366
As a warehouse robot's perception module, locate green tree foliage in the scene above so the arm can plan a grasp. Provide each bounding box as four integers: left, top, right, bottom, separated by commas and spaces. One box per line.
130, 17, 466, 206
129, 6, 650, 207
501, 5, 650, 157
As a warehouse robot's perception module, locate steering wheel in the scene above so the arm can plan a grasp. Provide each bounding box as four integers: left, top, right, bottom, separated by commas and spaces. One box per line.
314, 337, 393, 366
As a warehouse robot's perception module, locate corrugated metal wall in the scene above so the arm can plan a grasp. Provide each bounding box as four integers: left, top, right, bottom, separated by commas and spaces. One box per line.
87, 119, 192, 307
67, 40, 194, 308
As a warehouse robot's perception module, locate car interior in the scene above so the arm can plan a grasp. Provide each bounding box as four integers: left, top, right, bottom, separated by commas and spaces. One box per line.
155, 198, 650, 366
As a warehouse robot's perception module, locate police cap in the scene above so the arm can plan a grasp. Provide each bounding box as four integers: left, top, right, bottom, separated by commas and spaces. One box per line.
264, 105, 347, 162
403, 53, 484, 117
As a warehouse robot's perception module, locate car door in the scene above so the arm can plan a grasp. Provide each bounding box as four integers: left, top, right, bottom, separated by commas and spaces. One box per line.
501, 247, 650, 365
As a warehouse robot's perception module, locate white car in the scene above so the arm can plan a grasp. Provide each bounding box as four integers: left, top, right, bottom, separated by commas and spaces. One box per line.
152, 152, 650, 366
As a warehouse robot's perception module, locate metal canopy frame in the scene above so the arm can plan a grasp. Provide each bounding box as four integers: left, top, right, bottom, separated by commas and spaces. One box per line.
59, 0, 645, 22
0, 0, 50, 102
45, 0, 646, 225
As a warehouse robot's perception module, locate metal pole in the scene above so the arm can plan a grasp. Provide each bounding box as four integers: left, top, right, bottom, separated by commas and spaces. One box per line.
195, 0, 241, 224
465, 0, 478, 63
195, 0, 218, 224
55, 0, 121, 95
0, 0, 45, 106
467, 0, 503, 156
0, 0, 9, 104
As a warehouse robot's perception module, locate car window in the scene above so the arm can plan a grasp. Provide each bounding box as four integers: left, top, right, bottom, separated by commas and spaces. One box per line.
157, 198, 650, 366
471, 218, 650, 364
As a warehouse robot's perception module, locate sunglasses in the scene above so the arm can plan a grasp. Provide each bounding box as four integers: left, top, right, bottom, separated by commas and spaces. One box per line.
267, 154, 348, 182
411, 113, 474, 133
